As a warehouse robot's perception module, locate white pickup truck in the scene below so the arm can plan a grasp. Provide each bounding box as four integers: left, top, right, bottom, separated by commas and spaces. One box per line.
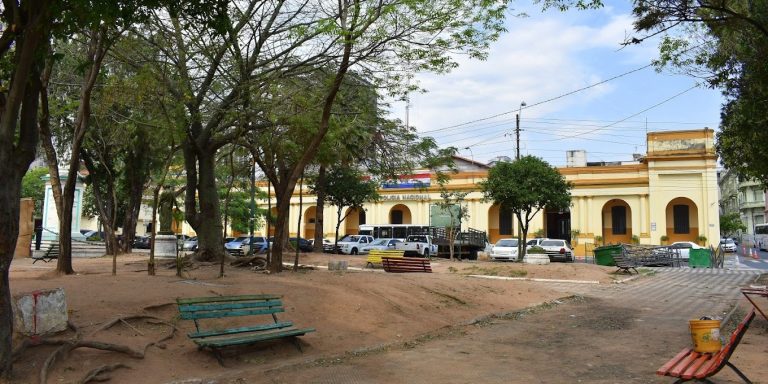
395, 235, 438, 257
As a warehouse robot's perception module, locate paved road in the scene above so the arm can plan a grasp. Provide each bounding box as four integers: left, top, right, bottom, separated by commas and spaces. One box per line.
261, 267, 763, 384
735, 246, 768, 271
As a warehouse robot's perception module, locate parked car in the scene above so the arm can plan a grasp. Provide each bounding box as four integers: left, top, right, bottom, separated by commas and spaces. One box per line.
133, 236, 151, 249
490, 238, 519, 261
225, 236, 250, 256
720, 238, 737, 253
309, 238, 335, 252
361, 238, 402, 254
336, 235, 375, 255
176, 234, 191, 242
668, 241, 704, 260
539, 239, 574, 262
183, 236, 198, 251
526, 238, 547, 250
395, 235, 438, 257
288, 237, 313, 252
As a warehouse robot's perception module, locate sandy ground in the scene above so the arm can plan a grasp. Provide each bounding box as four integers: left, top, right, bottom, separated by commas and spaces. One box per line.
5, 252, 767, 383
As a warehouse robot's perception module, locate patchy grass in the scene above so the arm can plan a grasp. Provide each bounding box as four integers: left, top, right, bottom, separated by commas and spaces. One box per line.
459, 265, 528, 278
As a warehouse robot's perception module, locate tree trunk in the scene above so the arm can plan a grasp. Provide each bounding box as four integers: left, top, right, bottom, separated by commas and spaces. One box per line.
0, 172, 24, 380
184, 145, 224, 262
120, 181, 144, 253
294, 173, 303, 270
56, 189, 76, 274
313, 165, 326, 252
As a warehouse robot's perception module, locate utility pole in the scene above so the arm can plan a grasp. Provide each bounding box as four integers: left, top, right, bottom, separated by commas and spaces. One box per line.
515, 101, 526, 160
515, 113, 520, 160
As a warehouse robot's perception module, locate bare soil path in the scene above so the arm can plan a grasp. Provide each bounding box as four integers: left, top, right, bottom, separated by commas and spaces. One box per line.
7, 253, 768, 383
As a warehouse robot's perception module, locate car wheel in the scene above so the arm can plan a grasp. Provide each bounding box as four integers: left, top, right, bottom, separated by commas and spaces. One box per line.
351, 248, 358, 255
423, 249, 429, 258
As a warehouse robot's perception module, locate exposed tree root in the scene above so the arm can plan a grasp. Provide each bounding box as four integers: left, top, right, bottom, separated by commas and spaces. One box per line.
77, 363, 130, 384
231, 255, 267, 270
13, 316, 176, 384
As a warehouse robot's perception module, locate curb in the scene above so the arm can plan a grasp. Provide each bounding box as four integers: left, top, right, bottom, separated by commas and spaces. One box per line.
467, 274, 600, 285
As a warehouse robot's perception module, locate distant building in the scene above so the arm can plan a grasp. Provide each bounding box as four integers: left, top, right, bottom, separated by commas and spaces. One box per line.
718, 168, 764, 235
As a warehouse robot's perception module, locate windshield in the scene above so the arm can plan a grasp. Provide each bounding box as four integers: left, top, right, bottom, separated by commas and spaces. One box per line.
495, 239, 518, 247
541, 240, 564, 247
340, 235, 360, 242
371, 239, 389, 245
234, 236, 248, 242
407, 235, 427, 242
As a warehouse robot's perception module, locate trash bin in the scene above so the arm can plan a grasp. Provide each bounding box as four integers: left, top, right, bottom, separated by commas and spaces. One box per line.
594, 245, 622, 266
688, 248, 711, 268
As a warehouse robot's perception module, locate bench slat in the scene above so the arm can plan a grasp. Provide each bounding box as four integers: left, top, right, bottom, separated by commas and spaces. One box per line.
669, 351, 702, 377
179, 299, 282, 312
180, 307, 285, 320
194, 327, 316, 348
657, 309, 756, 382
189, 321, 293, 338
177, 294, 281, 305
681, 353, 712, 379
656, 348, 693, 375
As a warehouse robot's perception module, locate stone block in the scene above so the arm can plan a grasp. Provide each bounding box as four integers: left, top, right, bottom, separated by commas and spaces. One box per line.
523, 253, 550, 265
155, 234, 178, 258
328, 260, 348, 271
13, 288, 69, 336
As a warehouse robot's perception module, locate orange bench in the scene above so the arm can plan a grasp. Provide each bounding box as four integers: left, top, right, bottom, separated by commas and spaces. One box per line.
656, 308, 755, 383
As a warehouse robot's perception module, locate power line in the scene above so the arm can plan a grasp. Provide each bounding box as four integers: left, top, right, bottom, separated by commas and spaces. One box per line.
535, 84, 699, 142
420, 63, 654, 134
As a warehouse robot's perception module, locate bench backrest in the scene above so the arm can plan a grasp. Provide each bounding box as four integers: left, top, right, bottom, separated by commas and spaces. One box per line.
382, 256, 431, 273
177, 294, 284, 320
707, 309, 756, 372
369, 249, 404, 256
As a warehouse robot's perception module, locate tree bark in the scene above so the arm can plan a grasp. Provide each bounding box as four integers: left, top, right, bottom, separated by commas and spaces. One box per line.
0, 1, 51, 376
313, 165, 327, 252
183, 143, 224, 262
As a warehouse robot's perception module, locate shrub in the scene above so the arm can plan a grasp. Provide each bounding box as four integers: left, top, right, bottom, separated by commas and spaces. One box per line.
527, 245, 546, 254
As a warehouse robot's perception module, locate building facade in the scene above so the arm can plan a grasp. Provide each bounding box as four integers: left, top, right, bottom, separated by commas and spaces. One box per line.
718, 168, 765, 236
274, 129, 719, 250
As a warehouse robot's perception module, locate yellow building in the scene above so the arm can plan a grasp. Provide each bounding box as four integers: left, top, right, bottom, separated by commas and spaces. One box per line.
277, 129, 719, 252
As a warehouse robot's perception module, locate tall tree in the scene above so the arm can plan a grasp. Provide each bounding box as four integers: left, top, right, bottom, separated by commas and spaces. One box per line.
21, 167, 48, 218
310, 166, 380, 252
480, 156, 572, 261
436, 181, 470, 261
0, 2, 53, 375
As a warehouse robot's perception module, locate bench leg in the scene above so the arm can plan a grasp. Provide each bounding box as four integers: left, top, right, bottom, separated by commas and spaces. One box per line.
210, 348, 225, 367
290, 336, 303, 353
726, 361, 753, 384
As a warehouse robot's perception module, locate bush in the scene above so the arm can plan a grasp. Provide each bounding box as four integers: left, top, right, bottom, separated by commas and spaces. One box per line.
527, 245, 546, 254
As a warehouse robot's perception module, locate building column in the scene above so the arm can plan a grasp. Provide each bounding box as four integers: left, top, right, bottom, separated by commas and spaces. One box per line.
640, 195, 648, 237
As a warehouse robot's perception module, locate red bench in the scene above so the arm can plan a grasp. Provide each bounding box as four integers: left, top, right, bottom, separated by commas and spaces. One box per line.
382, 257, 432, 273
656, 308, 755, 383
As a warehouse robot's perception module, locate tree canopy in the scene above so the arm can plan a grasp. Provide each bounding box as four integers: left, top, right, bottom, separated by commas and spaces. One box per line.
480, 156, 572, 260
630, 1, 768, 185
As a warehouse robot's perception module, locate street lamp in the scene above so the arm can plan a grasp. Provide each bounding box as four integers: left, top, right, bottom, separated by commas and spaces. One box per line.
515, 101, 526, 160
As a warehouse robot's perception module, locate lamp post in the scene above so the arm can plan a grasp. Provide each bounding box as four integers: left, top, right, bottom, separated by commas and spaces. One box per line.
515, 101, 526, 160
464, 146, 475, 183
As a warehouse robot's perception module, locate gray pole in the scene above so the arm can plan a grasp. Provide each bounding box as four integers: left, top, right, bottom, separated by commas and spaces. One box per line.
515, 113, 520, 160
248, 160, 255, 256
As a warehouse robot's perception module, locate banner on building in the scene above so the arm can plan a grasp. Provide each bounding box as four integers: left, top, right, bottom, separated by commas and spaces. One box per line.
381, 173, 431, 189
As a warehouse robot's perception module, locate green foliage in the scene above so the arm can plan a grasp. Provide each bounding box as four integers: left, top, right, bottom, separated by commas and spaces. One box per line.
527, 245, 546, 254
720, 212, 747, 236
311, 167, 380, 219
480, 156, 572, 220
631, 235, 640, 244
21, 167, 49, 218
660, 235, 669, 242
629, 1, 768, 186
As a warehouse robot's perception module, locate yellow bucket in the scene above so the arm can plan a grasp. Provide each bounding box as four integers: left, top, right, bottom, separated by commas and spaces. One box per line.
689, 319, 722, 353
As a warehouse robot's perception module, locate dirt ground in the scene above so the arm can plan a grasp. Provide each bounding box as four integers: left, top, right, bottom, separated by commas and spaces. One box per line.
6, 252, 767, 383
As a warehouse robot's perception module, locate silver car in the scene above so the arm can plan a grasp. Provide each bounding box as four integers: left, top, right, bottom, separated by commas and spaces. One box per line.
539, 239, 574, 262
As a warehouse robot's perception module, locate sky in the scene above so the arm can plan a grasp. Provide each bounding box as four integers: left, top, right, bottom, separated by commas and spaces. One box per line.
389, 1, 723, 167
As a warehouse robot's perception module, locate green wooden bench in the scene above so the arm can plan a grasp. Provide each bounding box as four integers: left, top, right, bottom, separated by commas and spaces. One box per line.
366, 249, 404, 268
32, 243, 59, 264
177, 294, 315, 364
